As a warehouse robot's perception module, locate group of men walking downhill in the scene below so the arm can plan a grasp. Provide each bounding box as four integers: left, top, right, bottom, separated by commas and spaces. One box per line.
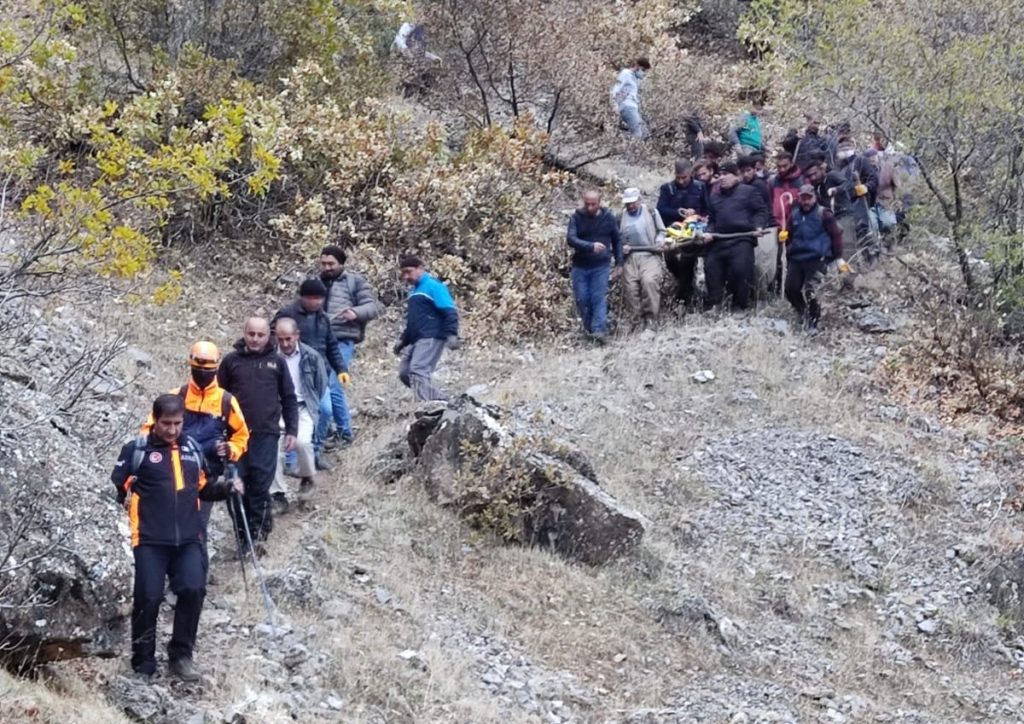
111, 253, 459, 681
596, 72, 915, 335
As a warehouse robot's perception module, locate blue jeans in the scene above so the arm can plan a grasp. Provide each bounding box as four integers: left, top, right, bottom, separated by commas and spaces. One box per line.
314, 340, 356, 447
619, 106, 647, 139
571, 265, 610, 335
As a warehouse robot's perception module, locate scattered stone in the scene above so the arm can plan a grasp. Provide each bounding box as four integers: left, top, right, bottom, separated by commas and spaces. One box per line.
690, 369, 716, 384
265, 568, 320, 607
855, 310, 896, 334
917, 619, 938, 635
985, 553, 1024, 634
126, 346, 153, 368
374, 587, 394, 605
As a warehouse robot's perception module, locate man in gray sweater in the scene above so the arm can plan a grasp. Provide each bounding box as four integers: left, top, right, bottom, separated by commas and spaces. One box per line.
318, 245, 380, 446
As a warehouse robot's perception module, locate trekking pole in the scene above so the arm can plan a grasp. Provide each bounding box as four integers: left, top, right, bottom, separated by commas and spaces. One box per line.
224, 463, 248, 591
775, 191, 794, 294
233, 489, 276, 627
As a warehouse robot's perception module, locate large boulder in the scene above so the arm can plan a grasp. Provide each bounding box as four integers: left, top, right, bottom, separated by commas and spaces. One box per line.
0, 359, 133, 670
408, 397, 646, 565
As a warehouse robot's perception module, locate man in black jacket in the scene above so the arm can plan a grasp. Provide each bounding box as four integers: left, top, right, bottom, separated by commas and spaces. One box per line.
218, 317, 298, 554
658, 160, 709, 307
704, 161, 770, 311
111, 394, 242, 681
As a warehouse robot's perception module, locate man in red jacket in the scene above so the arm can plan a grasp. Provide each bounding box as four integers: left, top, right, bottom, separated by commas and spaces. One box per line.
111, 394, 242, 681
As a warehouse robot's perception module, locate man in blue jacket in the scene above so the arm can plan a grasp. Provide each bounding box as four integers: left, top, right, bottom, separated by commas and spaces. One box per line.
393, 256, 460, 401
566, 190, 623, 343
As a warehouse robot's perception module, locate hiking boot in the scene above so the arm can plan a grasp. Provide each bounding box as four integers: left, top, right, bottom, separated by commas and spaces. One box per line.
299, 477, 315, 497
592, 333, 608, 346
323, 434, 340, 451
169, 657, 201, 683
315, 453, 332, 471
271, 492, 290, 516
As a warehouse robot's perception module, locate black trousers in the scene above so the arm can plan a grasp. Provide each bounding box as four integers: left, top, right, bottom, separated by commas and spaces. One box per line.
784, 258, 827, 322
664, 248, 702, 306
131, 543, 206, 674
704, 241, 755, 311
232, 432, 278, 544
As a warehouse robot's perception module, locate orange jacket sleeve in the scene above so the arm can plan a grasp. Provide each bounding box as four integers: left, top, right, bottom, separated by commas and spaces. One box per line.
226, 395, 250, 461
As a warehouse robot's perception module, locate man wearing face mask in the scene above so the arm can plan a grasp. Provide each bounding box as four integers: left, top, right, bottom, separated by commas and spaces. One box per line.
611, 57, 651, 139
835, 137, 880, 261
141, 342, 249, 569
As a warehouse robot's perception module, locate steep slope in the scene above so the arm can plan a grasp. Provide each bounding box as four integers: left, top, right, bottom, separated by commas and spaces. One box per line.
11, 258, 1019, 723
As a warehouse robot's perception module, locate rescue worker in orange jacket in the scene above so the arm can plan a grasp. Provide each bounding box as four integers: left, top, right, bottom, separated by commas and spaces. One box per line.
141, 342, 249, 569
141, 341, 249, 478
112, 394, 243, 681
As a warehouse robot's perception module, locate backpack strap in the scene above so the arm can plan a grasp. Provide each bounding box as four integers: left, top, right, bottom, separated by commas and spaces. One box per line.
129, 435, 148, 477
220, 390, 233, 421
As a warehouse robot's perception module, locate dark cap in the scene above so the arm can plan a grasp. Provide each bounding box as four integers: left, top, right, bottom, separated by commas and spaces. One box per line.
399, 255, 424, 269
798, 184, 816, 197
299, 278, 327, 297
720, 161, 739, 176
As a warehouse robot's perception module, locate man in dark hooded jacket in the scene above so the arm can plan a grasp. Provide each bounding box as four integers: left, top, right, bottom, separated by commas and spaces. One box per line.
218, 317, 298, 555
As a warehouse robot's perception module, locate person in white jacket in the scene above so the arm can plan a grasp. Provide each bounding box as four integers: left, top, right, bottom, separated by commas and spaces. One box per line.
610, 57, 651, 139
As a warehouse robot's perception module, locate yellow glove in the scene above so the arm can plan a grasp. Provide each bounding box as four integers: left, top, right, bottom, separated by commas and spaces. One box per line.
338, 372, 351, 386
837, 258, 851, 274
854, 184, 868, 197
778, 230, 789, 244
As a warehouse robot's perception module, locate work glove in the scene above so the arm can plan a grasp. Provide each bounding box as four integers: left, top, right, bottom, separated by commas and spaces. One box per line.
854, 184, 868, 197
393, 341, 405, 356
836, 258, 851, 274
778, 230, 789, 243
445, 336, 461, 351
338, 372, 351, 386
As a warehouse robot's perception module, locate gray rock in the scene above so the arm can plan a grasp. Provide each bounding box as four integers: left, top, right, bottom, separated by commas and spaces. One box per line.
917, 619, 938, 635
855, 310, 896, 333
265, 567, 320, 607
126, 346, 153, 368
87, 376, 127, 400
409, 396, 645, 565
985, 553, 1024, 634
690, 370, 716, 384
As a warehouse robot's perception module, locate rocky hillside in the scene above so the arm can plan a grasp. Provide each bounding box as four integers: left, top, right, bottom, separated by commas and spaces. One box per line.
3, 253, 1024, 723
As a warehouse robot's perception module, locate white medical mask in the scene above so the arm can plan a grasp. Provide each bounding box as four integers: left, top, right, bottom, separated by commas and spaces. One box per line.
634, 69, 646, 81
838, 150, 855, 160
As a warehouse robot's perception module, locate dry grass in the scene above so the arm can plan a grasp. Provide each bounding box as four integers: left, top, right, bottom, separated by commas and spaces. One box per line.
12, 261, 1024, 720
0, 668, 131, 724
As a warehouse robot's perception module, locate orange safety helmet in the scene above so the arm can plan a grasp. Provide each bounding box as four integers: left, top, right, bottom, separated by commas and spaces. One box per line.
188, 341, 220, 369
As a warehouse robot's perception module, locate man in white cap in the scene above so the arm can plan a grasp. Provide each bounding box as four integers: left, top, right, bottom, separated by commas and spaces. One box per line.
618, 187, 667, 330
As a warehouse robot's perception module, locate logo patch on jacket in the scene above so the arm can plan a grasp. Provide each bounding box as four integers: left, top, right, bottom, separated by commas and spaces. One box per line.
149, 452, 163, 463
